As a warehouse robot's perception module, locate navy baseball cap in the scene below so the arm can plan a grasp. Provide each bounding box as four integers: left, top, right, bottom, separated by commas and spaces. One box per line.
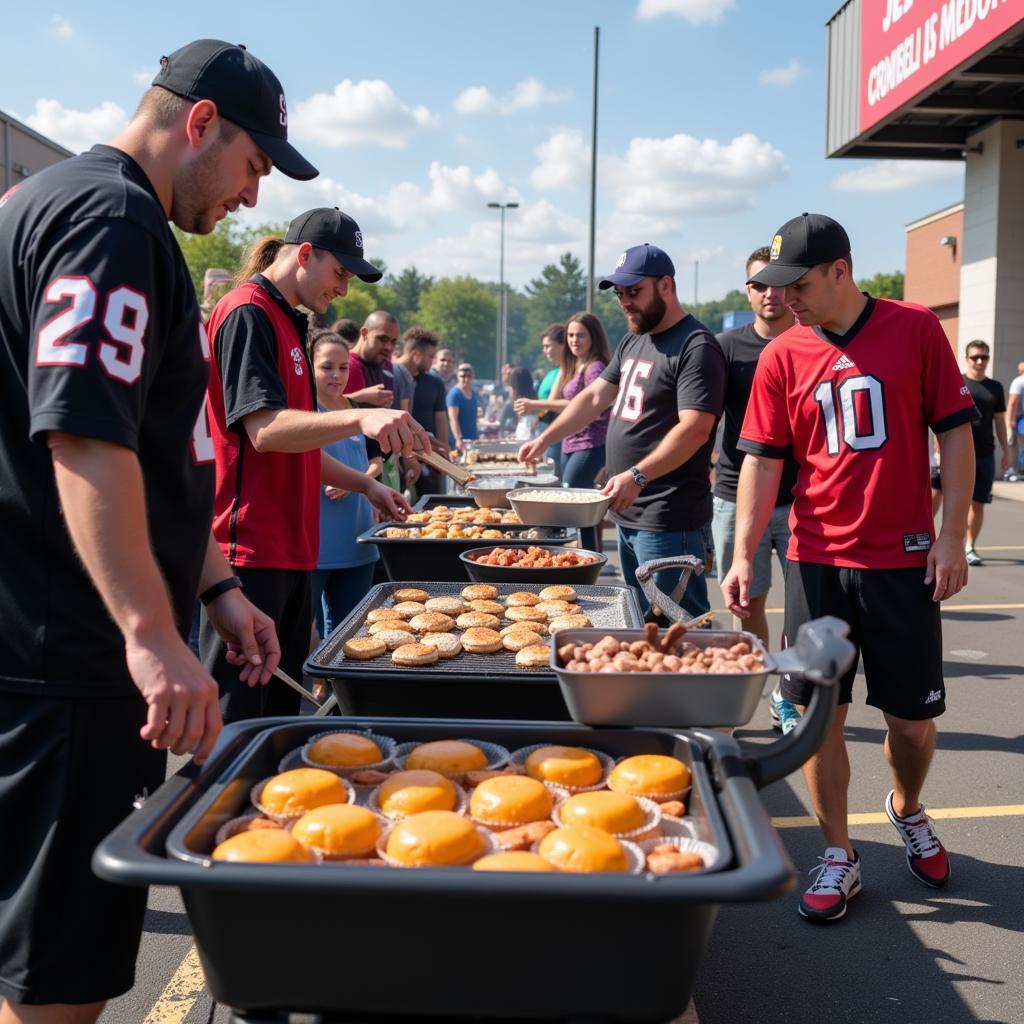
749, 213, 851, 287
153, 39, 318, 181
284, 208, 383, 282
598, 243, 675, 290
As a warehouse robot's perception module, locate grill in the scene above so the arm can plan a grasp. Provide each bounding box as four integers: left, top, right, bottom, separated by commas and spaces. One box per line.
305, 580, 643, 719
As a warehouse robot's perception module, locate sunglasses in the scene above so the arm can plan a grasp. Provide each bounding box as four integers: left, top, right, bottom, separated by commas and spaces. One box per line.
968, 354, 989, 362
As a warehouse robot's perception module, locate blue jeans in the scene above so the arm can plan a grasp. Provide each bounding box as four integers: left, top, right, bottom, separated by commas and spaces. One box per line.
617, 525, 710, 619
310, 561, 377, 639
562, 445, 606, 551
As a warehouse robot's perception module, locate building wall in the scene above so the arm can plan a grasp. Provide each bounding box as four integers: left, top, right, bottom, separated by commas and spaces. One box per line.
1, 110, 72, 192
905, 205, 962, 349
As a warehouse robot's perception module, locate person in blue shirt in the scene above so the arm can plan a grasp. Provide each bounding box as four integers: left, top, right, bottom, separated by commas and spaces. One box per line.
447, 362, 480, 453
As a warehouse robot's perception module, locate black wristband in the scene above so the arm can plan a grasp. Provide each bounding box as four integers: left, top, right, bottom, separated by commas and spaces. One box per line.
199, 575, 243, 606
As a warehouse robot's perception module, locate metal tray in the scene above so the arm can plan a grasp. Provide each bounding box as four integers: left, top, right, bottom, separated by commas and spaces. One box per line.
509, 486, 614, 528
413, 494, 478, 511
552, 618, 855, 729
358, 521, 579, 582
305, 581, 644, 719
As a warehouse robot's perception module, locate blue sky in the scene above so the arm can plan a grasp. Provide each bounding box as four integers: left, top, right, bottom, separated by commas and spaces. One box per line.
3, 0, 965, 299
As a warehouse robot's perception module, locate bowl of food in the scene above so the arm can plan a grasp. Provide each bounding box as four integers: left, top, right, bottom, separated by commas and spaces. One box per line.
460, 544, 607, 584
508, 487, 614, 528
466, 477, 520, 509
517, 473, 561, 489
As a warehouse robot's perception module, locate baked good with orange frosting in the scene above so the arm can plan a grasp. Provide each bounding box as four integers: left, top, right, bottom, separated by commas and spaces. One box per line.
537, 825, 630, 873
257, 768, 350, 818
377, 769, 457, 817
306, 732, 383, 769
523, 745, 603, 788
407, 739, 488, 773
291, 804, 382, 859
473, 851, 556, 872
557, 791, 646, 834
385, 810, 486, 866
469, 775, 553, 826
212, 828, 314, 863
608, 755, 691, 799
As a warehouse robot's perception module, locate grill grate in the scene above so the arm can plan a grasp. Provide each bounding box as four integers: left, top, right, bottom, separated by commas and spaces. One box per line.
307, 580, 643, 682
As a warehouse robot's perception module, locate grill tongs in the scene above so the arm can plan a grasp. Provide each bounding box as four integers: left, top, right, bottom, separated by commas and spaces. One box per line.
635, 554, 709, 625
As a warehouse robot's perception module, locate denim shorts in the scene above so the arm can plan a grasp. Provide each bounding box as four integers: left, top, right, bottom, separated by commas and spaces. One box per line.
711, 495, 791, 599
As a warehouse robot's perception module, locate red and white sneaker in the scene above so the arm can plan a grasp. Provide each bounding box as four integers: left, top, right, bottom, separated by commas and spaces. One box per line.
798, 847, 862, 922
885, 790, 950, 888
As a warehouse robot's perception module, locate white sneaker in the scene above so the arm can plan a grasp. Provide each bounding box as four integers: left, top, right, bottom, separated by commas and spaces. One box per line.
965, 546, 982, 567
798, 847, 862, 922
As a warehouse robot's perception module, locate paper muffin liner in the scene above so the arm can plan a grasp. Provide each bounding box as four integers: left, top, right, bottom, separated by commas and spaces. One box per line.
467, 784, 558, 832
637, 835, 720, 873
250, 773, 355, 824
657, 816, 699, 841
393, 739, 510, 777
530, 835, 645, 875
300, 729, 397, 777
510, 743, 614, 794
277, 748, 306, 774
367, 780, 469, 822
552, 794, 662, 842
374, 821, 497, 868
214, 811, 284, 848
606, 761, 692, 805
288, 808, 391, 863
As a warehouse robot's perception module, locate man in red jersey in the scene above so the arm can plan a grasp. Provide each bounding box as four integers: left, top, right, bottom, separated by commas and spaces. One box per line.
721, 213, 977, 924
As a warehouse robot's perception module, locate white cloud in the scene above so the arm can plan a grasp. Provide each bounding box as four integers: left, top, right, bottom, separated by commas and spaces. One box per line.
760, 58, 805, 87
636, 0, 734, 25
454, 78, 568, 115
133, 67, 157, 86
832, 160, 964, 192
51, 15, 72, 39
24, 98, 127, 153
606, 131, 788, 219
290, 80, 437, 149
530, 129, 590, 191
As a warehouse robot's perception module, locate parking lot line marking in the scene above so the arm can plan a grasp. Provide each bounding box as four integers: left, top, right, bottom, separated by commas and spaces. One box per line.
753, 602, 1024, 615
772, 804, 1024, 829
143, 944, 205, 1024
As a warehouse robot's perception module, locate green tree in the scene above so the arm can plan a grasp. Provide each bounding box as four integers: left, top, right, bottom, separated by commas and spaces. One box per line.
524, 253, 588, 345
385, 266, 434, 327
690, 288, 750, 333
857, 269, 904, 299
415, 277, 498, 375
593, 289, 628, 346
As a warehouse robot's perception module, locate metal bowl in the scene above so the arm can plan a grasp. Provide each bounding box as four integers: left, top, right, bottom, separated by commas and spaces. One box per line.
465, 477, 519, 509
508, 487, 614, 528
460, 545, 607, 584
518, 473, 561, 489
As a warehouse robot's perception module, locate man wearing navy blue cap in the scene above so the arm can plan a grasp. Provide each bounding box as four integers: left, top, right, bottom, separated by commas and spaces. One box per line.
0, 37, 315, 1023
520, 243, 726, 618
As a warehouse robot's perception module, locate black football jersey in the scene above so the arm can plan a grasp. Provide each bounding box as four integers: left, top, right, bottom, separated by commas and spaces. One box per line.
0, 145, 214, 695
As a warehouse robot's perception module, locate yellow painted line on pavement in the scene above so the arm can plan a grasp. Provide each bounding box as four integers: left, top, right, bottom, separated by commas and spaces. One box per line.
750, 602, 1024, 615
772, 803, 1024, 829
144, 944, 206, 1024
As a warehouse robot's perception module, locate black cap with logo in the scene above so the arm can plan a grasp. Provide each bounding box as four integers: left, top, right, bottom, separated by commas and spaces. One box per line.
284, 208, 383, 282
153, 38, 318, 181
748, 213, 851, 287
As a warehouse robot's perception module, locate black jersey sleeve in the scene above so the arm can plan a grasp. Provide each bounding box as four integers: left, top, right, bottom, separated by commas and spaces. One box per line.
27, 217, 175, 450
214, 305, 288, 433
677, 332, 727, 417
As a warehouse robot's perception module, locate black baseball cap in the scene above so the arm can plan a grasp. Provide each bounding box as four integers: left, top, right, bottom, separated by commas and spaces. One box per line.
284, 208, 383, 282
748, 213, 851, 287
598, 243, 675, 289
153, 39, 318, 181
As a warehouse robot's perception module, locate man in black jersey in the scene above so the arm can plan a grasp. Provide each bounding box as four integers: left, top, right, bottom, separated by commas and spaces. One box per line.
0, 39, 315, 1023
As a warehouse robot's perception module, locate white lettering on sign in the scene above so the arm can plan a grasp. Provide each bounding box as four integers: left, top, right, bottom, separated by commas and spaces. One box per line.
882, 0, 914, 33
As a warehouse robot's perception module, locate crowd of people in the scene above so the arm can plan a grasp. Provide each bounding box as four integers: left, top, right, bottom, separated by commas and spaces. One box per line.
0, 33, 1007, 1024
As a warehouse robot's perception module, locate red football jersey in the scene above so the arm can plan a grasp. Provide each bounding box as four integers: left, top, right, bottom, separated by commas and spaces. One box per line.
738, 298, 976, 568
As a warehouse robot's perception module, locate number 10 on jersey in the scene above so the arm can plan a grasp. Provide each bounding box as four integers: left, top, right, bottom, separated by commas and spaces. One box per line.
813, 374, 887, 456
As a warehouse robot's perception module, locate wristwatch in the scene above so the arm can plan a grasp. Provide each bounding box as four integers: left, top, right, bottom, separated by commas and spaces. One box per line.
629, 466, 648, 489
199, 575, 243, 606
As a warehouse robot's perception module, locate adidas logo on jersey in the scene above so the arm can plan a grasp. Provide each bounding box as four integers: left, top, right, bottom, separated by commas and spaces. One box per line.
832, 354, 855, 372
925, 689, 943, 705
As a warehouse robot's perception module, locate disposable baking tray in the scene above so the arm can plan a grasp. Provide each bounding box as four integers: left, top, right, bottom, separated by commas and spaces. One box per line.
357, 521, 579, 582
305, 580, 643, 719
509, 486, 615, 528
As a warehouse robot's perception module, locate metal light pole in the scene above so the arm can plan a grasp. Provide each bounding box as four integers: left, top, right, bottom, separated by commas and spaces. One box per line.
587, 25, 599, 312
487, 201, 518, 376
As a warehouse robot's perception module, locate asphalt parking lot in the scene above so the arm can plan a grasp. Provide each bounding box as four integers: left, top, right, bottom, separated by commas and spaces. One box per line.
97, 488, 1023, 1024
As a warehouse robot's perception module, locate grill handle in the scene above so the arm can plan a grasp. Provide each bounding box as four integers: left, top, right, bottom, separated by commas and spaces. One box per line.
704, 616, 854, 790
634, 554, 705, 623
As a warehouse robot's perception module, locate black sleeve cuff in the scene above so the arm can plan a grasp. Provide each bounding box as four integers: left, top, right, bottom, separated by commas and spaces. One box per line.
737, 438, 790, 459
931, 405, 980, 434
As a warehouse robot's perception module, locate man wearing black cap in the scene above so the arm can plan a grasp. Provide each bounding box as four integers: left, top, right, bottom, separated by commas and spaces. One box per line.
0, 38, 314, 1023
721, 213, 977, 923
520, 243, 726, 618
202, 208, 430, 723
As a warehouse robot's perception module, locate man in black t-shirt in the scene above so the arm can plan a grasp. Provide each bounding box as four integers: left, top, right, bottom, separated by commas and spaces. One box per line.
397, 326, 449, 494
520, 244, 726, 618
933, 339, 1010, 565
0, 39, 317, 1020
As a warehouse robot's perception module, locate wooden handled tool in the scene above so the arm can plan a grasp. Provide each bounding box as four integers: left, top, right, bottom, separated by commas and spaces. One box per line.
414, 447, 477, 487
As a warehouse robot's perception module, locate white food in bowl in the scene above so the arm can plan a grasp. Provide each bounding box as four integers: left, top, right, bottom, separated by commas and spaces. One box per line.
513, 489, 607, 504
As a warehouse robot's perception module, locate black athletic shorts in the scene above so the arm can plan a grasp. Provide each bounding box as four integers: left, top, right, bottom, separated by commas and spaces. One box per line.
781, 562, 946, 720
0, 691, 166, 1005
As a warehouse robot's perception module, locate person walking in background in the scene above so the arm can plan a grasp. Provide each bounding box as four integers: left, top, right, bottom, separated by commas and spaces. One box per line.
308, 329, 379, 638
520, 245, 725, 618
714, 247, 801, 734
447, 362, 480, 453
933, 340, 1009, 566
1006, 360, 1024, 480
536, 324, 566, 471
509, 366, 539, 441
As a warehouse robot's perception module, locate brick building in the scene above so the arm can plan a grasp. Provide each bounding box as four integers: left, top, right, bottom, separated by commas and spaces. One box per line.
905, 202, 963, 349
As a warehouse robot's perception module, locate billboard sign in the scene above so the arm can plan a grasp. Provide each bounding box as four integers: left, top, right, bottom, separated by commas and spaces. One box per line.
860, 0, 1024, 133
